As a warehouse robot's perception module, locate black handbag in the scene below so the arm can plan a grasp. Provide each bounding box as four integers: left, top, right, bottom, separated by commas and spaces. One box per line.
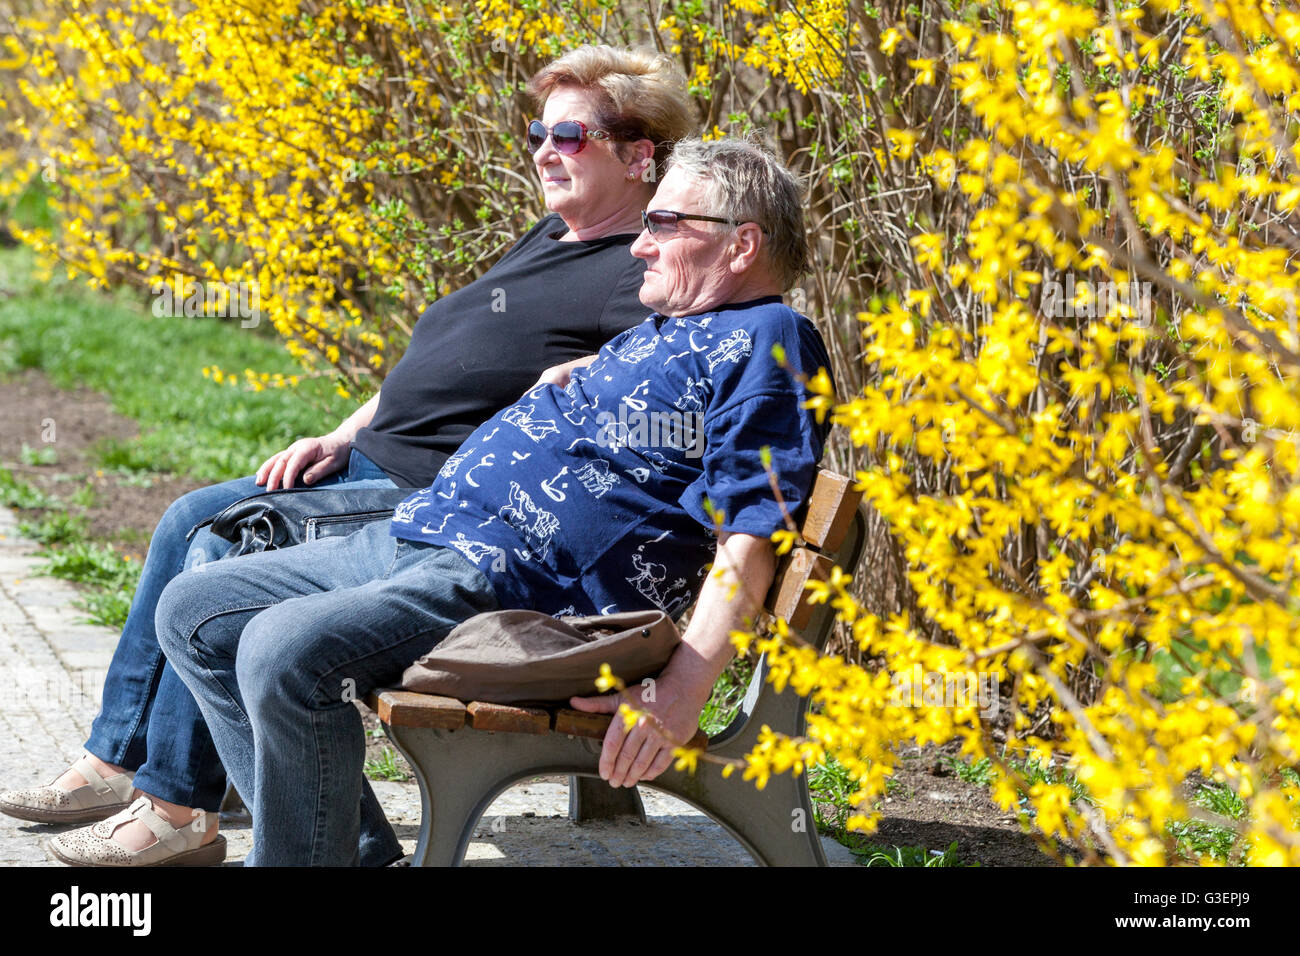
189, 486, 417, 558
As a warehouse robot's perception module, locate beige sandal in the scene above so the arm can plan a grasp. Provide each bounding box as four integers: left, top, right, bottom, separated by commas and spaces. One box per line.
49, 796, 226, 867
0, 754, 135, 825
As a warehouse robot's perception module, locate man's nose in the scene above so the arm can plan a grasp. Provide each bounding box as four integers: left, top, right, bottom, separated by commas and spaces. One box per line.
630, 228, 656, 258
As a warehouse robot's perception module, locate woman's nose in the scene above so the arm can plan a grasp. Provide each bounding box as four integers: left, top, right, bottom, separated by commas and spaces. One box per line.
532, 134, 559, 167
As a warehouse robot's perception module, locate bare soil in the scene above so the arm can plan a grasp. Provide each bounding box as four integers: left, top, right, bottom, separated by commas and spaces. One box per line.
848, 740, 1063, 866
0, 368, 1062, 865
0, 368, 205, 554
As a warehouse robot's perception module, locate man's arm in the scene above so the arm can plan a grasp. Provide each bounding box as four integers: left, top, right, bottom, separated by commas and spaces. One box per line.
569, 531, 776, 788
255, 392, 382, 490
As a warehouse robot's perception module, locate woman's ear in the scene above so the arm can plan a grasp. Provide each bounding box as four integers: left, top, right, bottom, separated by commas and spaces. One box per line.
630, 138, 657, 183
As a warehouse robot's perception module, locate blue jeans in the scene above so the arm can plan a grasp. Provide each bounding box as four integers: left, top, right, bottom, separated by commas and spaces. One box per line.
83, 449, 405, 865
155, 520, 498, 866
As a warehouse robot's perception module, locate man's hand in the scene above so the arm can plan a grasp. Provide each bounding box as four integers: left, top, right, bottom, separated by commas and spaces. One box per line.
568, 680, 707, 788
255, 434, 350, 490
567, 532, 776, 789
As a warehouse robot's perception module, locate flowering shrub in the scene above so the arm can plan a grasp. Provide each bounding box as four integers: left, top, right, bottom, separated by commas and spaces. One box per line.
4, 0, 1299, 863
1, 0, 619, 394
732, 0, 1300, 866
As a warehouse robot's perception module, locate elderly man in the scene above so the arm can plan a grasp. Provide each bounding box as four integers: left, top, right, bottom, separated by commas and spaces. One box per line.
154, 137, 831, 865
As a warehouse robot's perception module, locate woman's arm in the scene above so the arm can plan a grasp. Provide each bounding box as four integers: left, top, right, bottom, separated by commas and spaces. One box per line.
529, 355, 599, 391
255, 392, 382, 490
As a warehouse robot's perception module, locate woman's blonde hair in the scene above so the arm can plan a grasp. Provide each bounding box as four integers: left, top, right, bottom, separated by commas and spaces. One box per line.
528, 45, 696, 178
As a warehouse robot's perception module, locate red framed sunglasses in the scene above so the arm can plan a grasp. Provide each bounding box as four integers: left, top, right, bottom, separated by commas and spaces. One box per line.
526, 119, 618, 155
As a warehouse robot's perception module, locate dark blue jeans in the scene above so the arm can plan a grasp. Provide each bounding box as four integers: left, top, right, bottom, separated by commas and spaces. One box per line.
156, 522, 499, 865
83, 449, 404, 865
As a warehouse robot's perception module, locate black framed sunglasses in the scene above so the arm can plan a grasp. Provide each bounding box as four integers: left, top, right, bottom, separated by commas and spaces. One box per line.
641, 209, 769, 236
526, 119, 617, 155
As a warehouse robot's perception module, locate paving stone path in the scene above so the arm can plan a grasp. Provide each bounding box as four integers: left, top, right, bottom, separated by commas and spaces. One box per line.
0, 505, 852, 867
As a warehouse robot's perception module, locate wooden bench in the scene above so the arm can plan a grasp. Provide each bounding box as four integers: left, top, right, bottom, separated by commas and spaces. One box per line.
364, 468, 867, 866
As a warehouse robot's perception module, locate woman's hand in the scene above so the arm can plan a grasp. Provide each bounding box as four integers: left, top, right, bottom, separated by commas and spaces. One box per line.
255, 434, 350, 490
529, 355, 599, 392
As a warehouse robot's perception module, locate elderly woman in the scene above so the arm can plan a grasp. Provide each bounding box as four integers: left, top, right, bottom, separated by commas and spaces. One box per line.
0, 44, 694, 867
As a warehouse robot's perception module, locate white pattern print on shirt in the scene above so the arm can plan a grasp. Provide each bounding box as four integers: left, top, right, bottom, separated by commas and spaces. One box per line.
706, 329, 752, 372
575, 459, 619, 498
420, 512, 453, 535
674, 376, 711, 412
621, 379, 652, 412
462, 453, 496, 487
438, 446, 474, 479
642, 448, 671, 473
540, 466, 570, 502
447, 533, 508, 572
614, 333, 657, 364
627, 551, 691, 616
502, 404, 560, 442
499, 481, 560, 561
392, 495, 425, 524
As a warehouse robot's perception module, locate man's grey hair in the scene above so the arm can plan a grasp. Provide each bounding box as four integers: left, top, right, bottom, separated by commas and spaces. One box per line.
665, 137, 809, 291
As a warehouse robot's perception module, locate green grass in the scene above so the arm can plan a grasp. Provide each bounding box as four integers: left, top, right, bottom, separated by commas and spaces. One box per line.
1007, 753, 1092, 806
0, 244, 355, 484
17, 510, 88, 545
944, 751, 1300, 865
19, 442, 58, 466
37, 541, 141, 629
67, 484, 98, 508
77, 587, 136, 632
0, 465, 142, 630
939, 751, 1089, 810
854, 840, 976, 867
5, 176, 56, 233
698, 655, 755, 735
1166, 778, 1259, 865
0, 466, 57, 509
93, 437, 170, 475
807, 753, 910, 860
941, 755, 994, 785
0, 227, 358, 625
364, 746, 410, 782
808, 753, 861, 834
1149, 636, 1273, 709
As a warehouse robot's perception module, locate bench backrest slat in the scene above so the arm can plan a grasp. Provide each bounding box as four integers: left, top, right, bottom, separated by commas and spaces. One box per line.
763, 468, 863, 628
765, 548, 833, 629
797, 470, 863, 551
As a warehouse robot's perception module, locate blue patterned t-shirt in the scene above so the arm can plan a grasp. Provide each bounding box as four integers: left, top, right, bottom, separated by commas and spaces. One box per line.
389, 296, 831, 618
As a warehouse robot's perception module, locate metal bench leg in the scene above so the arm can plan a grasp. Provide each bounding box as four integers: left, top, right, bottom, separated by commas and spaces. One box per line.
659, 661, 826, 866
383, 676, 828, 865
651, 759, 826, 866
568, 775, 647, 823
385, 724, 607, 865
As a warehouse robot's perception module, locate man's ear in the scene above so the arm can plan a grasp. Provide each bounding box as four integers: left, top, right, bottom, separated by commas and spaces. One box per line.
727, 222, 765, 274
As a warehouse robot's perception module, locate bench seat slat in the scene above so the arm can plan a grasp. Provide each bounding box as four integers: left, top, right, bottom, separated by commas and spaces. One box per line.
554, 708, 612, 740
368, 690, 466, 729
466, 701, 550, 734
